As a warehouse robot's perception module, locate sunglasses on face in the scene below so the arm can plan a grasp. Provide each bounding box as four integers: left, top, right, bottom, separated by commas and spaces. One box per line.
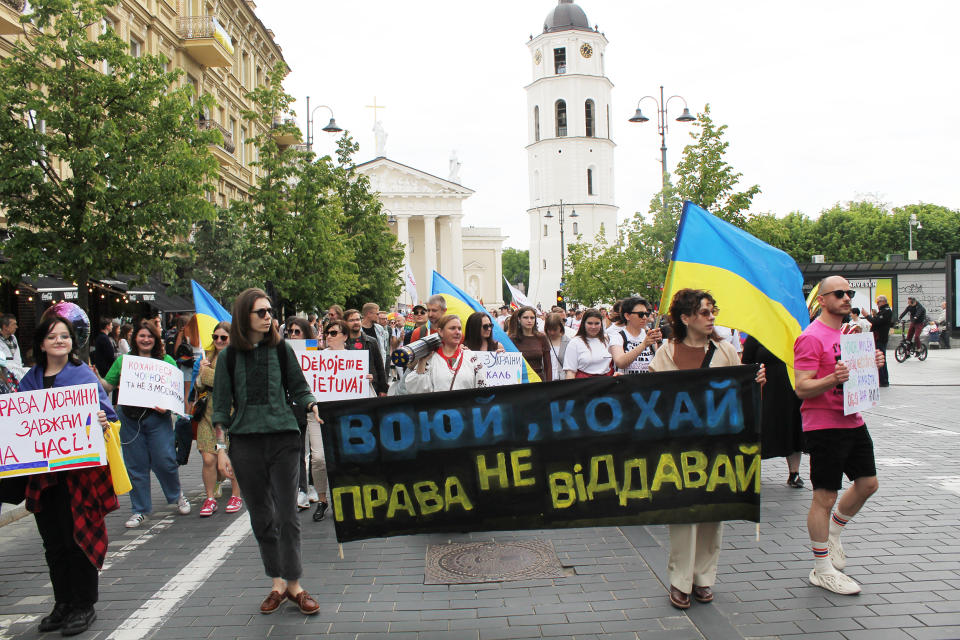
325, 330, 341, 337
481, 323, 493, 330
626, 310, 650, 318
822, 289, 855, 300
212, 334, 228, 342
697, 307, 719, 318
289, 328, 303, 336
252, 308, 273, 318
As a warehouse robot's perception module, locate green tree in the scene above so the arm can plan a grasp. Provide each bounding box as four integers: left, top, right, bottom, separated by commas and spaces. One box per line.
230, 63, 356, 312
501, 247, 529, 302
0, 0, 219, 308
335, 135, 404, 310
172, 206, 259, 303
745, 210, 817, 263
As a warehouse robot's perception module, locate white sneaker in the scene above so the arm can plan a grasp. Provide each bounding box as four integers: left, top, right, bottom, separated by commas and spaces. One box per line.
125, 513, 147, 528
828, 537, 847, 571
297, 490, 310, 510
809, 568, 860, 595
307, 485, 319, 503
177, 493, 191, 515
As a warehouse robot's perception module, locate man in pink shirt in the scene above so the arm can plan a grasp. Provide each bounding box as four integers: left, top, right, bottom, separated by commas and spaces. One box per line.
794, 275, 885, 595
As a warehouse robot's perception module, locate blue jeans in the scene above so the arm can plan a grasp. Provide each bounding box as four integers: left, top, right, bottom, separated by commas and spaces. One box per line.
119, 409, 182, 514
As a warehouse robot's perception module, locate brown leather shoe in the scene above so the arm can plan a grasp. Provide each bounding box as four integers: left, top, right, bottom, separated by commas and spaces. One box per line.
669, 585, 691, 609
693, 585, 714, 603
285, 589, 320, 615
259, 590, 286, 614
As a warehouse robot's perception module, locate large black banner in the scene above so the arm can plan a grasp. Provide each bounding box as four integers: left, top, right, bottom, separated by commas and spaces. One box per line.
321, 365, 761, 542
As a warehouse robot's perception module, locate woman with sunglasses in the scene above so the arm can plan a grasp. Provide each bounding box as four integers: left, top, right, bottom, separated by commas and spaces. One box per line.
649, 288, 765, 611
463, 311, 502, 352
563, 308, 613, 379
96, 321, 190, 528
404, 315, 486, 394
609, 296, 661, 374
508, 306, 552, 381
212, 289, 322, 616
194, 322, 242, 517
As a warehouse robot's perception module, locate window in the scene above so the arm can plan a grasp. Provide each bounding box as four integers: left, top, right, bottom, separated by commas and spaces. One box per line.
242, 52, 250, 89
543, 224, 548, 237
239, 125, 247, 164
587, 168, 594, 195
129, 36, 142, 58
573, 222, 579, 235
543, 259, 548, 270
554, 47, 566, 74
534, 106, 540, 142
606, 104, 611, 139
555, 100, 567, 137
101, 18, 114, 74
585, 99, 595, 137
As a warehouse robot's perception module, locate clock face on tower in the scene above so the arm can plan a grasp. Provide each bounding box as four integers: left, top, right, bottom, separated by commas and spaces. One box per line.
580, 43, 593, 58
534, 50, 542, 65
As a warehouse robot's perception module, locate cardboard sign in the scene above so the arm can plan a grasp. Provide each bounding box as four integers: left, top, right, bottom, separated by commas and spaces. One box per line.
840, 333, 880, 415
0, 383, 106, 478
116, 355, 185, 414
321, 365, 762, 542
297, 351, 369, 401
475, 352, 525, 387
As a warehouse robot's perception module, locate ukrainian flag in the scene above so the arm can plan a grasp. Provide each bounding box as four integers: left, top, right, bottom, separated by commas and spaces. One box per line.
430, 271, 541, 383
660, 202, 809, 379
191, 280, 232, 352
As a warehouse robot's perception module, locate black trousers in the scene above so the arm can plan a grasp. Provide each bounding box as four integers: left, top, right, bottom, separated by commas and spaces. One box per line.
876, 334, 889, 385
34, 482, 98, 608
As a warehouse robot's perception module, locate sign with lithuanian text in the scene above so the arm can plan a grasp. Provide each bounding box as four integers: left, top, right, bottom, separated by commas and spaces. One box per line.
321, 365, 761, 542
0, 383, 106, 478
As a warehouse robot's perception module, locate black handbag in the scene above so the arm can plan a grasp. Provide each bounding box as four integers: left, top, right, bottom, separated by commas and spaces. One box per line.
191, 391, 209, 421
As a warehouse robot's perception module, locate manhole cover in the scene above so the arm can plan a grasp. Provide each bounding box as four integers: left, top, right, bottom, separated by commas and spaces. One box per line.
424, 539, 566, 584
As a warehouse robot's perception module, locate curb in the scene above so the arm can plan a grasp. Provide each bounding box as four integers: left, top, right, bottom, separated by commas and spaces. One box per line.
0, 502, 28, 528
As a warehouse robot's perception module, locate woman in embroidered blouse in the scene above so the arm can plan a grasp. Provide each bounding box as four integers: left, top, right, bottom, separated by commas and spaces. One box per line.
404, 315, 486, 393
21, 315, 116, 636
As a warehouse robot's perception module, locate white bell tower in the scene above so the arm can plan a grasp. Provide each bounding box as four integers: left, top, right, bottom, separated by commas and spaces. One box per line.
525, 0, 618, 308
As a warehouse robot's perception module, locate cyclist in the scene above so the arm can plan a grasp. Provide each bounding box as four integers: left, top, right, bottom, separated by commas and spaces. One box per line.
898, 297, 926, 351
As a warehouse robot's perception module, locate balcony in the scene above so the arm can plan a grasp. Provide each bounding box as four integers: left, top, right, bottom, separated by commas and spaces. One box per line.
177, 16, 233, 67
0, 0, 25, 35
198, 119, 235, 163
271, 118, 300, 148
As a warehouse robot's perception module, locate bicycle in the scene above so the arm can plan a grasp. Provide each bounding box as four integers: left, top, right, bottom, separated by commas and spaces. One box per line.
894, 320, 928, 362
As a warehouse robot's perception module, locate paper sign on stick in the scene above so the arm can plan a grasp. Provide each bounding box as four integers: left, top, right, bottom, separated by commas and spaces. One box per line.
116, 355, 185, 414
0, 383, 106, 478
296, 351, 369, 401
475, 352, 525, 387
840, 333, 880, 415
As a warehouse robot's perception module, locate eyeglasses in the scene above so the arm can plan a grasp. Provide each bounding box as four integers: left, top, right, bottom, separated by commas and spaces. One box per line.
822, 290, 855, 300
697, 308, 719, 318
252, 308, 273, 318
325, 330, 341, 337
212, 334, 229, 342
481, 323, 493, 330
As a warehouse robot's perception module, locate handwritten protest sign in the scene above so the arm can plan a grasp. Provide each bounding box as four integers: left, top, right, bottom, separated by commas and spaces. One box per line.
840, 333, 880, 415
0, 383, 106, 479
475, 352, 525, 387
116, 355, 185, 414
297, 351, 369, 401
320, 365, 762, 542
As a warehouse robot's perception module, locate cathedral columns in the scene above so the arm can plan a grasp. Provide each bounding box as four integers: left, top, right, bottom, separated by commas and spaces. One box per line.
422, 214, 437, 281
438, 217, 453, 277
451, 214, 465, 288
395, 215, 411, 304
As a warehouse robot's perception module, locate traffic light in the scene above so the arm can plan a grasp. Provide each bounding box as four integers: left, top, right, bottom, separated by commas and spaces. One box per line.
556, 289, 566, 309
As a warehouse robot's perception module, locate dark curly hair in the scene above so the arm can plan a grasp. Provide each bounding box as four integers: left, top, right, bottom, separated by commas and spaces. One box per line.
668, 288, 718, 343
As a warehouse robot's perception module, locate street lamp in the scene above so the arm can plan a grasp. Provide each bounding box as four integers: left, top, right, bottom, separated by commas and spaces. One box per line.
628, 85, 695, 213
542, 199, 579, 281
305, 95, 342, 152
382, 208, 397, 225
908, 213, 922, 255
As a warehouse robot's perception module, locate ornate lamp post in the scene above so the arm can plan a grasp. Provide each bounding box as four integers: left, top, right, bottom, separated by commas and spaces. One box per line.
543, 199, 579, 282
305, 96, 342, 152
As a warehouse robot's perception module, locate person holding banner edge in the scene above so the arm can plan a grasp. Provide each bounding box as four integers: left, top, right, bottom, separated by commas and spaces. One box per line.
649, 289, 766, 610
96, 321, 190, 528
794, 275, 885, 596
212, 288, 323, 616
21, 315, 117, 636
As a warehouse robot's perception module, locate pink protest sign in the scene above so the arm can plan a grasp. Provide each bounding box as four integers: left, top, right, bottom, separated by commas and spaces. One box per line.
0, 383, 106, 478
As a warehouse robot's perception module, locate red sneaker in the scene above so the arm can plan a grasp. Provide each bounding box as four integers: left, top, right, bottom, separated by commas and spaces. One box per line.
225, 496, 243, 514
199, 498, 217, 517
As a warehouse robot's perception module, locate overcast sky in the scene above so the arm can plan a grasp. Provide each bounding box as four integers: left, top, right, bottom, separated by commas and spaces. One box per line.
255, 1, 958, 250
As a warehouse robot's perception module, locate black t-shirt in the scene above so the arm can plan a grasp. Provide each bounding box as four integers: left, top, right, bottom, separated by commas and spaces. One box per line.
43, 375, 57, 389
362, 325, 377, 341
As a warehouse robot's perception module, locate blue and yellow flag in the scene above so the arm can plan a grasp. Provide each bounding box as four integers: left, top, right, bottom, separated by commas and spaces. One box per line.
430, 271, 541, 383
191, 280, 232, 352
660, 202, 809, 380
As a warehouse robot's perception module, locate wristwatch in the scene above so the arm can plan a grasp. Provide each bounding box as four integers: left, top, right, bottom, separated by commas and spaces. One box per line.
215, 442, 227, 452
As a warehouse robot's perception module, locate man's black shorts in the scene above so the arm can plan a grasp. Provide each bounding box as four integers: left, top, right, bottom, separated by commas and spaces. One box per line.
804, 424, 877, 491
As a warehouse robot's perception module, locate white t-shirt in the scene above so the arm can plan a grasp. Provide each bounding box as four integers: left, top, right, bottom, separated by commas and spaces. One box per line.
713, 326, 742, 354
563, 336, 612, 375
609, 327, 654, 374
605, 323, 626, 340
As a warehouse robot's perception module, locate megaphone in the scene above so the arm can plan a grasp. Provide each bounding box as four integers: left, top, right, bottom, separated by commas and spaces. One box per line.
391, 333, 441, 368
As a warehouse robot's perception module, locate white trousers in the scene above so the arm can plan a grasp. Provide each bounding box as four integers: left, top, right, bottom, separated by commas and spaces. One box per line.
668, 522, 723, 593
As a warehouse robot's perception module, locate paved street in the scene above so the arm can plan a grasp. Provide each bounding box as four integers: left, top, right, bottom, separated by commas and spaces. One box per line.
0, 349, 958, 640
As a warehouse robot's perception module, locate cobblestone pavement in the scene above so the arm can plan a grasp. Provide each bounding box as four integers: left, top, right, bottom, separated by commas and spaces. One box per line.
0, 349, 957, 640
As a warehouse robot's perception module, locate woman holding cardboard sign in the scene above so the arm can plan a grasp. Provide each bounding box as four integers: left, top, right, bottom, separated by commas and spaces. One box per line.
20, 315, 116, 636
96, 321, 190, 528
